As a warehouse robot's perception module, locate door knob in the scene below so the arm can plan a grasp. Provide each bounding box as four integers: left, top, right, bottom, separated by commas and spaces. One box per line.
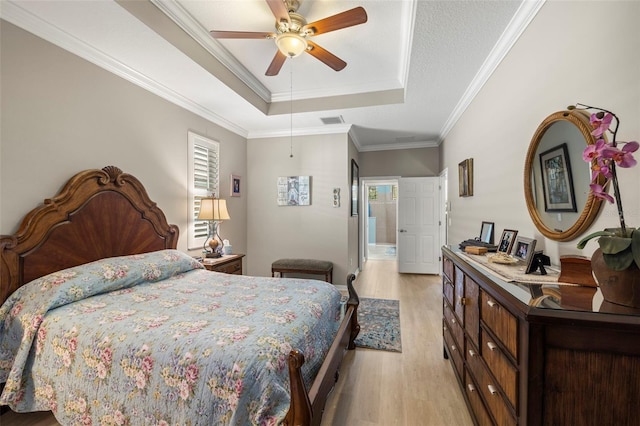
399, 229, 407, 233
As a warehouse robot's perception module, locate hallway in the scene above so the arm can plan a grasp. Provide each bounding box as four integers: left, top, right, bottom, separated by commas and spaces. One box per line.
367, 243, 396, 261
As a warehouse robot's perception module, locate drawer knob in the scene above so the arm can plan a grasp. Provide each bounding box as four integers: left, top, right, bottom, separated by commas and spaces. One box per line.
487, 300, 497, 308
451, 318, 456, 324
443, 326, 448, 332
487, 342, 498, 351
488, 384, 498, 395
467, 383, 476, 392
451, 345, 457, 352
458, 296, 467, 305
468, 349, 477, 357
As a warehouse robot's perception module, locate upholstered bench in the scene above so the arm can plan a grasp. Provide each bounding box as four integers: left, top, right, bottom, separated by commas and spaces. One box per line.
271, 258, 333, 283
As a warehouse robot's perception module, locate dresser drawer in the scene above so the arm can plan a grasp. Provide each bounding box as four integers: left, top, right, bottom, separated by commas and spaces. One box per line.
443, 278, 454, 307
454, 267, 465, 321
443, 320, 464, 379
443, 300, 464, 350
443, 256, 454, 282
481, 328, 518, 410
464, 368, 493, 426
467, 345, 516, 426
464, 276, 480, 348
481, 290, 518, 359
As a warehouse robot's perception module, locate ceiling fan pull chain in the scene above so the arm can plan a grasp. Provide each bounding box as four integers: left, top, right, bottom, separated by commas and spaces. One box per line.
290, 60, 294, 158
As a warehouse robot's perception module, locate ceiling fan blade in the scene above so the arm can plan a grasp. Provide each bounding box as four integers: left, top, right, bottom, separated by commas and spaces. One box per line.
306, 41, 346, 72
303, 7, 367, 36
266, 0, 290, 24
210, 30, 274, 39
266, 50, 287, 76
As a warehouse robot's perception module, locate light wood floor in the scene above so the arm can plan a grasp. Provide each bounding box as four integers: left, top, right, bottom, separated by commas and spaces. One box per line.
1, 259, 472, 426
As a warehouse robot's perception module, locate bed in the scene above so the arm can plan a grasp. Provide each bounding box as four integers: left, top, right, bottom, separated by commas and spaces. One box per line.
0, 166, 360, 425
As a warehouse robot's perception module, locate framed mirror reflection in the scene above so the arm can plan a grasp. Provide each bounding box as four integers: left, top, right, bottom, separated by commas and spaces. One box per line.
524, 109, 605, 241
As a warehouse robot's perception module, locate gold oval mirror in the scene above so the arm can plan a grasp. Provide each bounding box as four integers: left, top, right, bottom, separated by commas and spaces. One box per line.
524, 109, 604, 241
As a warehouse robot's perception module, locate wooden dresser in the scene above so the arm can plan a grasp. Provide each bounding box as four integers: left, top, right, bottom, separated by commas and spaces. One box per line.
442, 246, 640, 425
201, 254, 245, 275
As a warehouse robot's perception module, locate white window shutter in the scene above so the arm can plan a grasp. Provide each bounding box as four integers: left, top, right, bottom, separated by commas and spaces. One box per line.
188, 132, 220, 250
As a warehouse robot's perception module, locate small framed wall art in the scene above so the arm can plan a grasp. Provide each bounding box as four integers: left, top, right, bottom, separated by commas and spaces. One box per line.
231, 174, 241, 197
351, 160, 359, 216
277, 176, 311, 206
458, 158, 474, 197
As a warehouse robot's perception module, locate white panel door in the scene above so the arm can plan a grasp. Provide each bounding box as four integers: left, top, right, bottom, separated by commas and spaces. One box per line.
397, 177, 440, 274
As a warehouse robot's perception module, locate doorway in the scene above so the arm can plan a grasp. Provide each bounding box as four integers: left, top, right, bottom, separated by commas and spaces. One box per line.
363, 178, 399, 262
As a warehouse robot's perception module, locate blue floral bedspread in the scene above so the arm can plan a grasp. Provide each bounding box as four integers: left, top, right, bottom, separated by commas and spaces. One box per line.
0, 250, 342, 425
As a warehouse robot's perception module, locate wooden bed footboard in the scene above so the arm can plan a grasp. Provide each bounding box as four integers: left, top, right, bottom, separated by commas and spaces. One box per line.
285, 273, 360, 426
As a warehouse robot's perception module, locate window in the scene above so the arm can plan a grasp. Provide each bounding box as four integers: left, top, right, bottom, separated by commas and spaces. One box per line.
187, 132, 220, 250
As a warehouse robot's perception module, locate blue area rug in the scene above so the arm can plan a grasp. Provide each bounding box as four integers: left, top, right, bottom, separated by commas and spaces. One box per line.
354, 297, 402, 352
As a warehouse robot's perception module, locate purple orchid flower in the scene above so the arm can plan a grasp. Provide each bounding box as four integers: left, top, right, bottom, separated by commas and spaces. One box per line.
582, 138, 606, 162
608, 141, 638, 168
589, 183, 614, 203
590, 112, 613, 138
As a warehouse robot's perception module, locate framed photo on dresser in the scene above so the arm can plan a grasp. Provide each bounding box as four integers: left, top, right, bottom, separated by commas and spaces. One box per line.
498, 229, 518, 254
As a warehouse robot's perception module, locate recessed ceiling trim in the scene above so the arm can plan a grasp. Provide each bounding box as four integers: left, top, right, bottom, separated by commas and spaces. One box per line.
438, 0, 546, 142
249, 123, 352, 139
151, 0, 272, 103
1, 0, 249, 138
270, 78, 404, 103
268, 88, 405, 116
357, 140, 439, 152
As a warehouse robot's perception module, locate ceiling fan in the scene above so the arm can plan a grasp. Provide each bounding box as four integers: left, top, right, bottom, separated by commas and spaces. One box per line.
209, 0, 367, 76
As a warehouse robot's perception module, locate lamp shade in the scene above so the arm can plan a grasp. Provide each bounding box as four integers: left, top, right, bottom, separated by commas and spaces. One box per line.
276, 33, 308, 58
197, 198, 230, 221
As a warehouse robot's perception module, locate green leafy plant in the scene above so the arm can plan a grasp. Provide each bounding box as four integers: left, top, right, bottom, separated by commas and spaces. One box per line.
573, 104, 640, 270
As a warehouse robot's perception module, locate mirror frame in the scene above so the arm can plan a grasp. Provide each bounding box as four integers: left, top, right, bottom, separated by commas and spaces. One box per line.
524, 109, 605, 242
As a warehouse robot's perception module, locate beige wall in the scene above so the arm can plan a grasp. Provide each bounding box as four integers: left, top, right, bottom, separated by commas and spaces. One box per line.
246, 133, 354, 283
441, 0, 640, 264
0, 21, 248, 256
359, 146, 439, 178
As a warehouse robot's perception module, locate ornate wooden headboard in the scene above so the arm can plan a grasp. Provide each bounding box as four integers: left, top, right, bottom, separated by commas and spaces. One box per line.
0, 166, 179, 303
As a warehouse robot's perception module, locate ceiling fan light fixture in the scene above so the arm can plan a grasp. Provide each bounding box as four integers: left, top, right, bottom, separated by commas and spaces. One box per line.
276, 33, 307, 58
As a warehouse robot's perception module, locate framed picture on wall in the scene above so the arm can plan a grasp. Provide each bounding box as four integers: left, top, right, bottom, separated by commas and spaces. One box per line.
277, 176, 311, 206
230, 174, 241, 197
539, 143, 577, 212
351, 160, 359, 216
458, 158, 474, 197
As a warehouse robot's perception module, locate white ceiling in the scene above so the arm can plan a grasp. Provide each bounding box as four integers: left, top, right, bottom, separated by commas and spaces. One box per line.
1, 0, 544, 151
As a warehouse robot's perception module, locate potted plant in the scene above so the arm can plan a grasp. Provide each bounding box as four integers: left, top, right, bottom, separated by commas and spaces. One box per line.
572, 104, 640, 308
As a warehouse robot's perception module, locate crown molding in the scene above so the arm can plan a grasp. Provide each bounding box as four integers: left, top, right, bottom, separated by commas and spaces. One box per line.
151, 0, 272, 103
357, 140, 439, 152
248, 124, 352, 140
438, 0, 546, 141
1, 0, 249, 138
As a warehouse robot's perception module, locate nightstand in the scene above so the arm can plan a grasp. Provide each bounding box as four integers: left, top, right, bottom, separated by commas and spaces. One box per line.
201, 254, 245, 275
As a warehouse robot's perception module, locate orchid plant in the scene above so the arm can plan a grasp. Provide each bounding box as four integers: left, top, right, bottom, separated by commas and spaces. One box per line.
573, 104, 640, 271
